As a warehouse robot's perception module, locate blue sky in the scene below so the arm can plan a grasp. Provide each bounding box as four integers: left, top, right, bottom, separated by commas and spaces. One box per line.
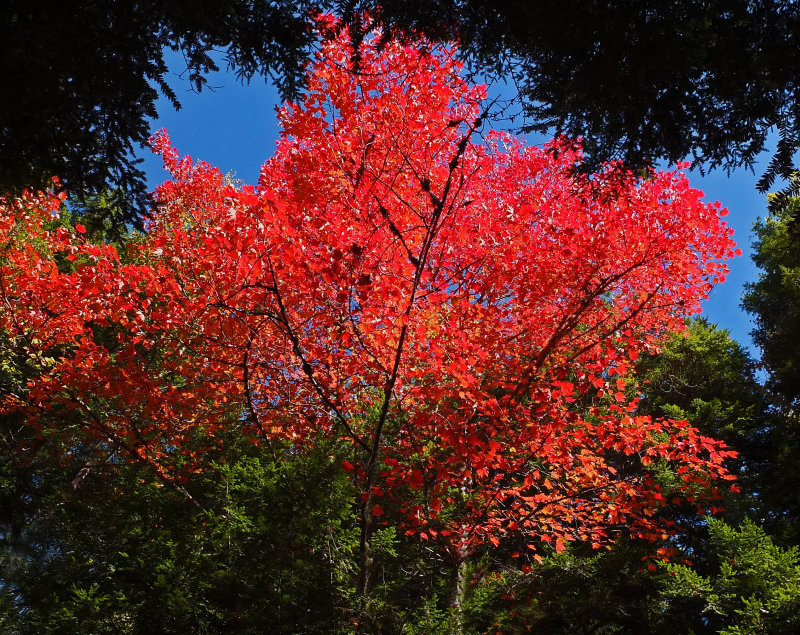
139, 52, 769, 356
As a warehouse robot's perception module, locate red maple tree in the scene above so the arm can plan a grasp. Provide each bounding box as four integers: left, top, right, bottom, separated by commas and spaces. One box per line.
0, 25, 738, 593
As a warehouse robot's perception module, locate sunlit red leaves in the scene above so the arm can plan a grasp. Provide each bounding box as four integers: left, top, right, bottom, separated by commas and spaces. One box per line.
0, 25, 739, 561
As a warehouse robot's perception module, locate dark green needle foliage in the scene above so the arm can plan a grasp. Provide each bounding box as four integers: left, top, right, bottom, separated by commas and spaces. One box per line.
741, 185, 800, 543
0, 432, 361, 634
0, 1, 320, 227
4, 1, 800, 233
743, 186, 800, 413
656, 519, 800, 635
368, 0, 800, 187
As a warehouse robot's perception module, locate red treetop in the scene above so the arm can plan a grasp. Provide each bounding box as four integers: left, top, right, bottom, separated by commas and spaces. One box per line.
0, 27, 739, 558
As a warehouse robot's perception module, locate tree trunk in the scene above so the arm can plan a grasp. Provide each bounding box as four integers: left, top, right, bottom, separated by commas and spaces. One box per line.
448, 556, 468, 634
357, 494, 375, 598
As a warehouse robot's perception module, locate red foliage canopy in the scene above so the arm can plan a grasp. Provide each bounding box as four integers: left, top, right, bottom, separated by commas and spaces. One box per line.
0, 29, 739, 559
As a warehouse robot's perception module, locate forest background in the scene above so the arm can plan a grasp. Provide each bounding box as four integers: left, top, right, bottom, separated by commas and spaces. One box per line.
2, 3, 800, 633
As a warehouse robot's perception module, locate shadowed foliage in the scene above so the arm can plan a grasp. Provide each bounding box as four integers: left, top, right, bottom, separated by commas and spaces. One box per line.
3, 1, 799, 230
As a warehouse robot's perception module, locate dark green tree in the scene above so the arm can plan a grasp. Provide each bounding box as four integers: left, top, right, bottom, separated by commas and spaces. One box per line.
0, 430, 364, 633
4, 1, 800, 229
1, 1, 320, 226
741, 184, 800, 543
656, 519, 800, 635
743, 185, 800, 413
367, 0, 800, 188
634, 318, 772, 523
